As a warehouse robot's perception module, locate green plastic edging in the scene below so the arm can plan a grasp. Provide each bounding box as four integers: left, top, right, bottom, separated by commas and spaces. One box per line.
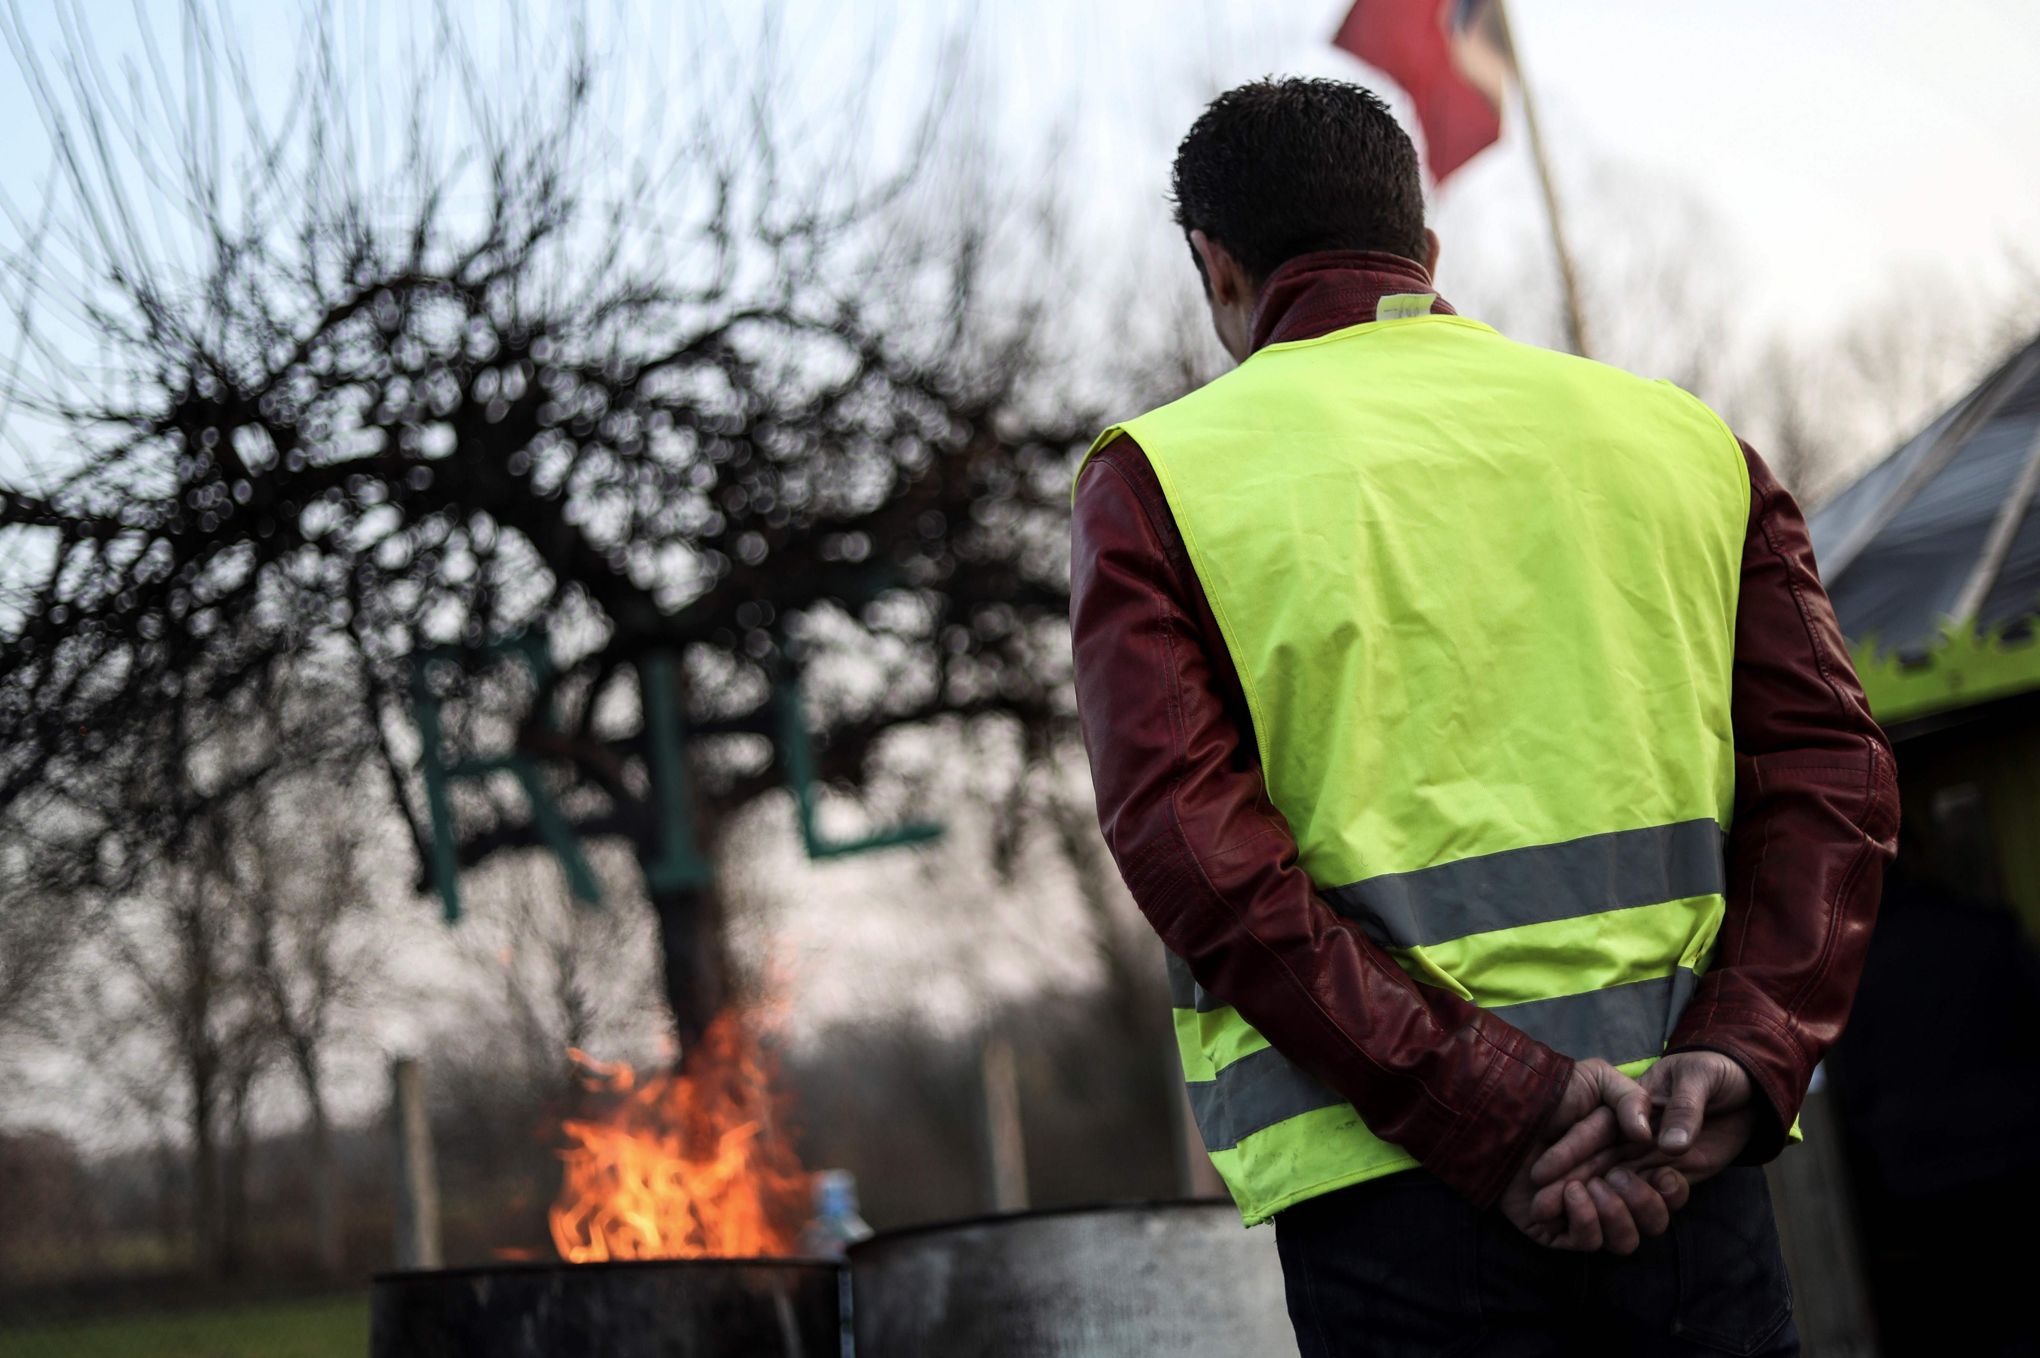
1851, 619, 2040, 727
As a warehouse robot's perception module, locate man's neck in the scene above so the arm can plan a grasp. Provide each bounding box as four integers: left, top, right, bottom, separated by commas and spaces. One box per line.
1247, 250, 1455, 354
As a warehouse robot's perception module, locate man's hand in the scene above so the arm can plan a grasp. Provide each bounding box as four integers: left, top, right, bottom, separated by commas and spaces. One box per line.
1644, 1050, 1753, 1156
1527, 1051, 1759, 1214
1497, 1058, 1684, 1254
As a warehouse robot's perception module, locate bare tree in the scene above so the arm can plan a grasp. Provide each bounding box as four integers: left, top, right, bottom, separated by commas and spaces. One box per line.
403, 849, 667, 1254
0, 3, 1095, 1044
240, 776, 378, 1279
450, 850, 665, 1100
0, 827, 90, 1050
92, 837, 270, 1278
1742, 256, 2040, 502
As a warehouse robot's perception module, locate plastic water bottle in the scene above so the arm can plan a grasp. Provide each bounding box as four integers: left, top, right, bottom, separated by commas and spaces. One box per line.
800, 1168, 873, 1258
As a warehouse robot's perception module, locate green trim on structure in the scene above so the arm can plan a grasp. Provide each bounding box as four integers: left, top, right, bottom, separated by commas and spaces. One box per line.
1853, 620, 2040, 727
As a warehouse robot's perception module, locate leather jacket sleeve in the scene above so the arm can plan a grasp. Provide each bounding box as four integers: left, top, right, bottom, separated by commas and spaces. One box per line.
1666, 442, 1900, 1160
1070, 436, 1573, 1208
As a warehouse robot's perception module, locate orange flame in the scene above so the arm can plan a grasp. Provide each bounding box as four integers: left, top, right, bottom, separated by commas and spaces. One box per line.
548, 1012, 812, 1262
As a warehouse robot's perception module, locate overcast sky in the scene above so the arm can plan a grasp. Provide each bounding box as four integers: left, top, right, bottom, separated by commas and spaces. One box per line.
8, 1, 2037, 320
4, 0, 2035, 410
974, 0, 2040, 339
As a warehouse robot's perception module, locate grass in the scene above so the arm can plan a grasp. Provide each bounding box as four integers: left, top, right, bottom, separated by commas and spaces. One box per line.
0, 1294, 367, 1358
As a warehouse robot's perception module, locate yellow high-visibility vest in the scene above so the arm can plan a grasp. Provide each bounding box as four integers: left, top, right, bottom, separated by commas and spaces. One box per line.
1082, 304, 1748, 1226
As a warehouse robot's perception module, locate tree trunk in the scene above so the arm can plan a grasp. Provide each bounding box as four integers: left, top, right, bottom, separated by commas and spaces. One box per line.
649, 880, 730, 1058
189, 1056, 222, 1277
283, 1039, 346, 1278
219, 1065, 256, 1278
154, 1140, 180, 1247
306, 1085, 343, 1277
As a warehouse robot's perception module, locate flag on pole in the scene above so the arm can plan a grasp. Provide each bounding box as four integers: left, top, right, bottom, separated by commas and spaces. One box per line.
1333, 0, 1516, 185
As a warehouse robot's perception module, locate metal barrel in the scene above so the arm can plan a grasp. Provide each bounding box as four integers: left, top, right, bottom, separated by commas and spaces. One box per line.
847, 1201, 1296, 1358
369, 1257, 845, 1358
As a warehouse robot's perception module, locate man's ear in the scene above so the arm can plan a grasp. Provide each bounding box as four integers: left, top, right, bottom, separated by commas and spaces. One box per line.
1422, 228, 1442, 278
1190, 230, 1249, 307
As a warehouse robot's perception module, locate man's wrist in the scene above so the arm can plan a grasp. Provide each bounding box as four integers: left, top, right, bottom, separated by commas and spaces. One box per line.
1661, 1040, 1791, 1165
1424, 1033, 1574, 1208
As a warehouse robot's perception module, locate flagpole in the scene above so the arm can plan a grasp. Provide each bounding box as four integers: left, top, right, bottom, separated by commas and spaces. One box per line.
1491, 0, 1593, 360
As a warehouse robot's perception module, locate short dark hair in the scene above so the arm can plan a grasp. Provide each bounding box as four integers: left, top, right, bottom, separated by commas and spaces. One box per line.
1171, 77, 1427, 282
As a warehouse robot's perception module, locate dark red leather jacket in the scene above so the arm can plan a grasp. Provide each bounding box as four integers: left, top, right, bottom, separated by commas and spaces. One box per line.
1070, 251, 1900, 1209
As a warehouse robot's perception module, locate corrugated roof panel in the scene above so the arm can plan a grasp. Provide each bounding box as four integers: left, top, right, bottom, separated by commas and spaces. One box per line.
1821, 415, 2037, 650
1807, 403, 1960, 568
1976, 413, 2040, 633
1809, 335, 2040, 587
1995, 363, 2040, 421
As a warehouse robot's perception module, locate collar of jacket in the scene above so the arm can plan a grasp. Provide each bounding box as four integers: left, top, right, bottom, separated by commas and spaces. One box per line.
1247, 250, 1457, 354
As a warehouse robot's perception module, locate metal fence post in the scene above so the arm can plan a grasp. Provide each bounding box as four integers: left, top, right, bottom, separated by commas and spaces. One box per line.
391, 1056, 443, 1270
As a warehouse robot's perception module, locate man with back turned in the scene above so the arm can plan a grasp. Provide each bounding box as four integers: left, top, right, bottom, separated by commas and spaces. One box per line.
1069, 78, 1895, 1357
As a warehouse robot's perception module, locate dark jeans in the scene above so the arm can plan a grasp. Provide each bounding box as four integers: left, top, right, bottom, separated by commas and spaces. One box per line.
1274, 1167, 1798, 1357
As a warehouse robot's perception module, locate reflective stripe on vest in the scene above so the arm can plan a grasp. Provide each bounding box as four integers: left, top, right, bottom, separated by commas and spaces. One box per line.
1085, 312, 1748, 1226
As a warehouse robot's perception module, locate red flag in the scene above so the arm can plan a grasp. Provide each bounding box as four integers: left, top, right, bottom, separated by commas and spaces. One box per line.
1333, 0, 1515, 185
